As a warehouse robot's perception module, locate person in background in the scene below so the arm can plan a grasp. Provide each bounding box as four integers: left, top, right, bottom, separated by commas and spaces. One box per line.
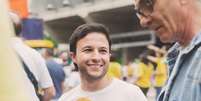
133, 0, 201, 101
64, 63, 81, 92
42, 48, 66, 101
106, 54, 122, 79
59, 23, 147, 101
122, 61, 136, 83
147, 45, 168, 100
10, 11, 55, 101
135, 54, 153, 96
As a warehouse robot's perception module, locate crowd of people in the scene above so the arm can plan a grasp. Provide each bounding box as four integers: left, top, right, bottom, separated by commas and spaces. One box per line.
5, 0, 201, 101
107, 44, 168, 99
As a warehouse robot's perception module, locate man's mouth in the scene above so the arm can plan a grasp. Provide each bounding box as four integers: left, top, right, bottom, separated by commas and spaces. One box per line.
155, 25, 162, 31
88, 64, 103, 69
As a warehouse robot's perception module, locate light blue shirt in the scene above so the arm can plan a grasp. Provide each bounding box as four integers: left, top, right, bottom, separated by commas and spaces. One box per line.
158, 33, 201, 101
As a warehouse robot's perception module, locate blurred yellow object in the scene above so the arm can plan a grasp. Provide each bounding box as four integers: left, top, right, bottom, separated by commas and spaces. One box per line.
107, 62, 122, 79
76, 97, 91, 101
25, 40, 54, 48
154, 57, 168, 87
135, 62, 154, 88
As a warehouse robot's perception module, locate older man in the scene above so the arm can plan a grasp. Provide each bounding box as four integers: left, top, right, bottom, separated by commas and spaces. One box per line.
133, 0, 201, 101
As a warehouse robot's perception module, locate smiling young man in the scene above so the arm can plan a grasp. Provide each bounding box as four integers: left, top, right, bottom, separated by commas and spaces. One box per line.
133, 0, 201, 101
58, 23, 147, 101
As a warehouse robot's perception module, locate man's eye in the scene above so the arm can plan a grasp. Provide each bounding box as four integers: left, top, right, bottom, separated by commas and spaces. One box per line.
100, 49, 108, 54
83, 49, 92, 52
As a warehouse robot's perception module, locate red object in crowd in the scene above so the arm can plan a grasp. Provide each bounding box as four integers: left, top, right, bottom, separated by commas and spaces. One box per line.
9, 0, 29, 18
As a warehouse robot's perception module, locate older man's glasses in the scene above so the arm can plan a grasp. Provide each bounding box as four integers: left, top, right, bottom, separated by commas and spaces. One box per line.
134, 0, 154, 18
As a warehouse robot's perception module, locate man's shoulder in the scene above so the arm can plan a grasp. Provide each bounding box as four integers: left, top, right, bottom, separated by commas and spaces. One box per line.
111, 79, 147, 101
113, 78, 141, 92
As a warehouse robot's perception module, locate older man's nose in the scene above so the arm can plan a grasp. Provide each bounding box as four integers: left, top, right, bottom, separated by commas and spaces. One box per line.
139, 16, 152, 28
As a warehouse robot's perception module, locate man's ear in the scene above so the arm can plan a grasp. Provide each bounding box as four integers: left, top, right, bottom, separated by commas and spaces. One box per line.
70, 52, 77, 63
109, 53, 112, 61
109, 53, 112, 58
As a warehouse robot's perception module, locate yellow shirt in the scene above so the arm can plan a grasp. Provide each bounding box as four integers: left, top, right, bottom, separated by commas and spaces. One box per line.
135, 62, 153, 88
154, 57, 168, 87
107, 62, 122, 79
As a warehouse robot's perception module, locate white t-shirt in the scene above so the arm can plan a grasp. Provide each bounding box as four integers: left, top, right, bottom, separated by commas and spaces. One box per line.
11, 37, 54, 100
59, 78, 147, 101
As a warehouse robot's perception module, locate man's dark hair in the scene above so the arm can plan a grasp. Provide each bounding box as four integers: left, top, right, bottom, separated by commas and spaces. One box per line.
69, 23, 111, 53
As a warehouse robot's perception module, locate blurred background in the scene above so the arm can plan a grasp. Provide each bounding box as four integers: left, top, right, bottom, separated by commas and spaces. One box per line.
9, 0, 171, 64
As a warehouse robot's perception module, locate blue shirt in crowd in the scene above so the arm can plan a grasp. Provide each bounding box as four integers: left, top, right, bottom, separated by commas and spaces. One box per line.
46, 59, 66, 99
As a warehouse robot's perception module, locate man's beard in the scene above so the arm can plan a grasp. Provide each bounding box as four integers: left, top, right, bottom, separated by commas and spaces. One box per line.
79, 66, 108, 82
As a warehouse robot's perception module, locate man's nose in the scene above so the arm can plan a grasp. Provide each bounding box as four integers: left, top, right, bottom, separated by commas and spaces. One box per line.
91, 50, 101, 62
139, 16, 152, 28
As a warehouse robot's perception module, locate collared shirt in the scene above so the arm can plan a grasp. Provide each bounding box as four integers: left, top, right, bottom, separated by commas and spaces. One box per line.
158, 33, 201, 101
